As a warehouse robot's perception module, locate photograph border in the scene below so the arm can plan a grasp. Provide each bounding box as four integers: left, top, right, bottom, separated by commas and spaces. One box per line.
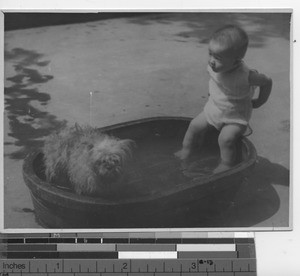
0, 8, 293, 234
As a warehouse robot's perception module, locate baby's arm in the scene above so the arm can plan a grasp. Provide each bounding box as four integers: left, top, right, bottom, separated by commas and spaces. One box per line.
248, 70, 272, 109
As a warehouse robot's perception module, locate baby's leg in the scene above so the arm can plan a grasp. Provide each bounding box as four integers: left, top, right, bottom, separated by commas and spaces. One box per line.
214, 123, 247, 173
175, 112, 208, 160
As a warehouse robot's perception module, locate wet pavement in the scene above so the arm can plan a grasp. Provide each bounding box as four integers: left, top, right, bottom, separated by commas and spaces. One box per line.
3, 13, 291, 229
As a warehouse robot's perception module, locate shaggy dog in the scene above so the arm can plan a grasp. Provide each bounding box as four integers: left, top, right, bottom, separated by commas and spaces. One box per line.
43, 124, 135, 196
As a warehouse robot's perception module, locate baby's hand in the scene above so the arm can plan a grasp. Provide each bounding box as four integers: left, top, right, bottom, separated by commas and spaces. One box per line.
249, 70, 272, 109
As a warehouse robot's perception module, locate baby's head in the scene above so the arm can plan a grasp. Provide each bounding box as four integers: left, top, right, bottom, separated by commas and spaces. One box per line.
208, 25, 248, 73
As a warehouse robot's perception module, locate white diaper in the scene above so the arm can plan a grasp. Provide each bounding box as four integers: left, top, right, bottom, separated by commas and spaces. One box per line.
204, 100, 250, 130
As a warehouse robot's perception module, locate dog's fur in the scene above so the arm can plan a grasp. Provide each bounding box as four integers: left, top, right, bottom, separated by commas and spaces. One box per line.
43, 124, 134, 196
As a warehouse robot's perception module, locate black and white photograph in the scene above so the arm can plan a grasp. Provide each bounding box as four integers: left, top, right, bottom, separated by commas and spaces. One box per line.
3, 11, 291, 230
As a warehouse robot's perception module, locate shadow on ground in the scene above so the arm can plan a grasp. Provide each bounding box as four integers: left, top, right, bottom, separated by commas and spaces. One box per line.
4, 47, 66, 159
188, 156, 290, 228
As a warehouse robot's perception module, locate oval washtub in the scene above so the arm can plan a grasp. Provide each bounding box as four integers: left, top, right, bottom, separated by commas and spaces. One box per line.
23, 117, 257, 229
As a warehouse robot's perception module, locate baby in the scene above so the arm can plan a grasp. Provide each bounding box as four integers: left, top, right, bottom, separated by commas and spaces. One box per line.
175, 25, 272, 173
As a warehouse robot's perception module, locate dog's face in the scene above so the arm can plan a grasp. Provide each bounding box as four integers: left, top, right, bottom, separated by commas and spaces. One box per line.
89, 137, 134, 182
95, 153, 123, 179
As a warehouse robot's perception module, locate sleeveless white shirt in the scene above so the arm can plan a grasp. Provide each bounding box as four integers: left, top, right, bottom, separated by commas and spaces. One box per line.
204, 62, 256, 130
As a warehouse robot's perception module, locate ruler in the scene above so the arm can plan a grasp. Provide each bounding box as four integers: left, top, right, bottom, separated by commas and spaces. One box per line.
0, 232, 256, 276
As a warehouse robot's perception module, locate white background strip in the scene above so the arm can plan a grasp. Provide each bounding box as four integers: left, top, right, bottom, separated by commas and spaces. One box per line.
118, 252, 177, 259
176, 244, 235, 251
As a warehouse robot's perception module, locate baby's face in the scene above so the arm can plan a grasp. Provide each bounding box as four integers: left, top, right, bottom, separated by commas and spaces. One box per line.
208, 41, 239, 73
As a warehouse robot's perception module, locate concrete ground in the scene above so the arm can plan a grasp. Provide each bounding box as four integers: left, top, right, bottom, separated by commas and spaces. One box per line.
3, 13, 290, 229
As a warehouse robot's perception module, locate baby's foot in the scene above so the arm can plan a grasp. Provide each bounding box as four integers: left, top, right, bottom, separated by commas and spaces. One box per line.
174, 149, 190, 160
213, 162, 233, 174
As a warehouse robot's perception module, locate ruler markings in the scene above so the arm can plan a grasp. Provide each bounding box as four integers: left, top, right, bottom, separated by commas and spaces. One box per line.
1, 235, 256, 275
0, 258, 256, 268
0, 260, 255, 276
178, 251, 237, 259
